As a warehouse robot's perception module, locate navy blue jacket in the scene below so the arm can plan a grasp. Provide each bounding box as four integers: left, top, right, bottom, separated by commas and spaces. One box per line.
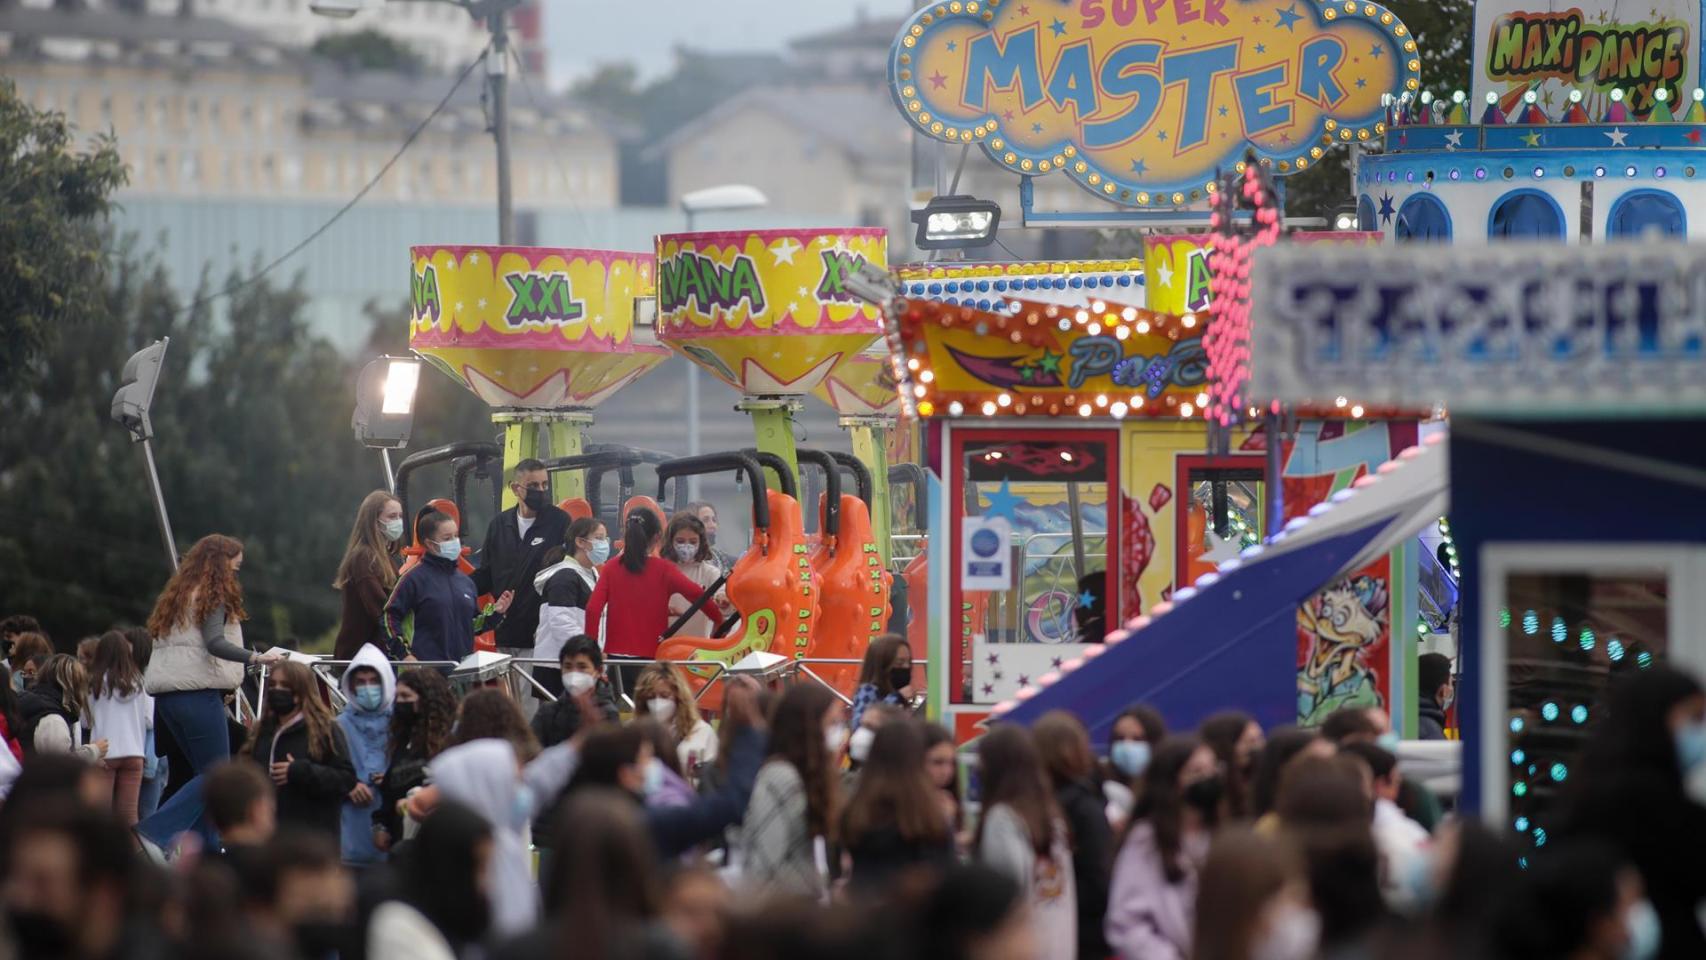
383, 554, 502, 662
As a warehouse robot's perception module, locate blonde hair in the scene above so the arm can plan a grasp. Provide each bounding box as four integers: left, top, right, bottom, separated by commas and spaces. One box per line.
634, 662, 701, 743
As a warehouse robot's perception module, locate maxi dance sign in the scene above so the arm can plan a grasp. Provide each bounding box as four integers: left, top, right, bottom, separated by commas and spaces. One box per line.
889, 0, 1419, 207
1248, 244, 1706, 414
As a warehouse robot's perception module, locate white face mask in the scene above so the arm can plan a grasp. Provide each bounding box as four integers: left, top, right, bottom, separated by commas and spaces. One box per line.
380, 517, 405, 542
1252, 905, 1321, 960
647, 697, 677, 722
848, 726, 876, 763
673, 543, 699, 563
824, 722, 849, 754
562, 671, 596, 696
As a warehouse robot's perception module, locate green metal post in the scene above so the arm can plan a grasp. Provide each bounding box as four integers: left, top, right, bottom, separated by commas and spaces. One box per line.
845, 416, 894, 565
739, 397, 802, 496
545, 414, 592, 500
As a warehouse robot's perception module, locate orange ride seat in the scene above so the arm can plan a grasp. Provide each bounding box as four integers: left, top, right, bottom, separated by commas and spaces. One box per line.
805, 493, 892, 696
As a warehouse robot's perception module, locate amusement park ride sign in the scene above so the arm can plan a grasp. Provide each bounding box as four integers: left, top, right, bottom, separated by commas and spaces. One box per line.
1471, 0, 1701, 119
889, 0, 1420, 207
1247, 243, 1706, 415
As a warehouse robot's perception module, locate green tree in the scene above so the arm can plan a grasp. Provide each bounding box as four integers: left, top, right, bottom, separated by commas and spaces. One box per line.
311, 29, 426, 74
1284, 0, 1474, 219
0, 79, 128, 386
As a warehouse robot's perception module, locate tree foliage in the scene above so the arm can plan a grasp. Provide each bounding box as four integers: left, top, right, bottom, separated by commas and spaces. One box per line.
0, 79, 129, 386
310, 29, 427, 74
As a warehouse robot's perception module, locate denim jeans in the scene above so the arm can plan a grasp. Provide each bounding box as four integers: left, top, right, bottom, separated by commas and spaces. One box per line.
136, 689, 232, 849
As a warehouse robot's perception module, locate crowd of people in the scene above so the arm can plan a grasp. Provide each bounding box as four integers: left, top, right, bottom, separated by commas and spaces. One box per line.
0, 465, 1701, 959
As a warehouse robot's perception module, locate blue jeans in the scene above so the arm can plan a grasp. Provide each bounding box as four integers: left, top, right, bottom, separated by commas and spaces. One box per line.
137, 689, 231, 849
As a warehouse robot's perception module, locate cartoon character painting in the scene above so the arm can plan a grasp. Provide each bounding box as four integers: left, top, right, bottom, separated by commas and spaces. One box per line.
1298, 574, 1389, 725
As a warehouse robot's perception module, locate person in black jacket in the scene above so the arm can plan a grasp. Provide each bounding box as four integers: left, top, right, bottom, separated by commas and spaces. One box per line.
1417, 652, 1453, 740
1555, 664, 1706, 960
840, 719, 955, 896
244, 661, 357, 837
1034, 710, 1114, 960
372, 667, 459, 854
473, 459, 571, 662
531, 635, 621, 750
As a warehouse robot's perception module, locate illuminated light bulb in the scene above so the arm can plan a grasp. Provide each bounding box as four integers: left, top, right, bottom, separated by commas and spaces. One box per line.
1058, 319, 1072, 332
1136, 321, 1151, 334
981, 401, 997, 416
1335, 396, 1348, 408
1350, 404, 1365, 418
1578, 627, 1595, 651
1513, 781, 1528, 797
919, 370, 934, 383
1091, 300, 1106, 312
1110, 401, 1129, 418
907, 358, 920, 371
1499, 608, 1512, 628
1060, 451, 1074, 462
1514, 815, 1529, 831
1522, 610, 1539, 635
1078, 403, 1092, 416
1607, 637, 1625, 661
1195, 392, 1209, 406
1181, 314, 1197, 328
1551, 616, 1566, 643
1087, 323, 1102, 336
1533, 827, 1547, 847
1571, 704, 1589, 724
1511, 749, 1525, 765
912, 385, 927, 398
1638, 650, 1654, 668
1510, 716, 1525, 733
1114, 326, 1130, 340
997, 392, 1012, 408
916, 400, 934, 416
1180, 402, 1195, 417
1550, 762, 1567, 782
1541, 701, 1560, 722
1075, 309, 1089, 323
1095, 394, 1108, 407
1121, 307, 1137, 321
947, 401, 964, 416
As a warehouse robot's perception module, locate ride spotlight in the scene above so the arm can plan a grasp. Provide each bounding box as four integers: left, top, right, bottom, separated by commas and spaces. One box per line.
911, 194, 1002, 249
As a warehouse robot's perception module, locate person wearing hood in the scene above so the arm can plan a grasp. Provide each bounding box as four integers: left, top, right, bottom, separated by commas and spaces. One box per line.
1555, 664, 1706, 959
429, 738, 540, 937
337, 643, 395, 867
531, 517, 608, 701
384, 511, 513, 663
1416, 653, 1453, 741
368, 801, 495, 960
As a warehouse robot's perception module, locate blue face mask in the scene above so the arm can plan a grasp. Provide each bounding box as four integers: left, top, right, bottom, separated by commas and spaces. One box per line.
1623, 899, 1661, 960
1110, 740, 1151, 778
435, 538, 461, 562
353, 684, 383, 712
1676, 722, 1706, 774
588, 538, 611, 565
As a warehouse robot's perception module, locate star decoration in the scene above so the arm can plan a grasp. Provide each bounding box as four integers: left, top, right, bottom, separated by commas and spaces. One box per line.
984, 479, 1023, 522
1369, 44, 1382, 59
468, 252, 480, 264
987, 652, 1000, 665
1355, 77, 1367, 88
1378, 193, 1396, 224
1049, 17, 1068, 36
1254, 42, 1266, 53
1445, 129, 1463, 150
1131, 159, 1147, 174
1157, 130, 1168, 141
982, 683, 995, 696
1077, 590, 1096, 609
1032, 122, 1045, 133
1252, 13, 1262, 23
1273, 3, 1302, 30
797, 286, 809, 298
1017, 3, 1029, 13
1003, 109, 1016, 122
1199, 530, 1246, 567
1050, 657, 1064, 669
946, 40, 958, 51
1155, 261, 1175, 288
455, 301, 465, 310
1036, 351, 1063, 375
930, 71, 948, 90
769, 238, 801, 265
1605, 127, 1629, 145
477, 298, 488, 308
1218, 105, 1229, 116
1520, 130, 1542, 147
1279, 132, 1291, 143
1017, 675, 1030, 687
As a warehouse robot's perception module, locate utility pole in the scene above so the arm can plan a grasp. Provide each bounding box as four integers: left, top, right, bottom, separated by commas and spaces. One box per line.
486, 5, 515, 244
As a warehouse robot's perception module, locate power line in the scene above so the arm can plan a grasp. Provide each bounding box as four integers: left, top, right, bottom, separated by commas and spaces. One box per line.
171, 42, 491, 318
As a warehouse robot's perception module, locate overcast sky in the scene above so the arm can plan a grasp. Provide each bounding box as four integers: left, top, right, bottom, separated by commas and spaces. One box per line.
545, 0, 915, 85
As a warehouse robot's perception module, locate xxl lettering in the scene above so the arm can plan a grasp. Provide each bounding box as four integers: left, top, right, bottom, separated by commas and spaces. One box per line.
1163, 43, 1238, 150
965, 27, 1046, 110
819, 250, 871, 303
1298, 37, 1347, 108
1084, 41, 1163, 148
506, 272, 585, 325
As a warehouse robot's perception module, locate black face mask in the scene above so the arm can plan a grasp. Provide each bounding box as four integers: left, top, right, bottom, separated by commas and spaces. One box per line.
889, 667, 914, 692
1183, 775, 1224, 814
266, 688, 298, 718
8, 909, 74, 956
393, 700, 419, 726
522, 487, 549, 513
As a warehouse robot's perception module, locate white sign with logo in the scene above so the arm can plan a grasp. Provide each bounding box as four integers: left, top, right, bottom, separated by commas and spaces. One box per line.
961, 515, 1013, 591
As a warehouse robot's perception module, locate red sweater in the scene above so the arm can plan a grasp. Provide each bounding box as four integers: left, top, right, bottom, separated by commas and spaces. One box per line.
585, 556, 709, 658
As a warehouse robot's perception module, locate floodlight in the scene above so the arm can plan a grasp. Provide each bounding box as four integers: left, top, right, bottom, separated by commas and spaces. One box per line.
911, 195, 1002, 249
354, 355, 420, 449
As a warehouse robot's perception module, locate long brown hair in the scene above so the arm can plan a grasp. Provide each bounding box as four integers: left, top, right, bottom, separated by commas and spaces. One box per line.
452, 687, 540, 762
1199, 709, 1257, 819
840, 720, 949, 849
87, 631, 141, 700
975, 724, 1059, 858
767, 683, 840, 840
857, 633, 911, 696
1192, 828, 1301, 960
546, 789, 663, 960
664, 512, 712, 565
1133, 736, 1210, 884
334, 490, 400, 592
148, 534, 247, 637
245, 661, 340, 761
633, 662, 701, 744
1033, 710, 1095, 787
392, 668, 457, 759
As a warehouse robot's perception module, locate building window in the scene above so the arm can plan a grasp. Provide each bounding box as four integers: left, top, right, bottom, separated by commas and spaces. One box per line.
1395, 193, 1451, 242
1607, 190, 1686, 238
1358, 195, 1377, 231
1488, 190, 1565, 240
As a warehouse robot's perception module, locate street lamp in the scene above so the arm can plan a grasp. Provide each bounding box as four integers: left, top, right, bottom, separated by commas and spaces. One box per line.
312, 0, 521, 243
678, 184, 768, 501
353, 356, 422, 492
110, 338, 179, 571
